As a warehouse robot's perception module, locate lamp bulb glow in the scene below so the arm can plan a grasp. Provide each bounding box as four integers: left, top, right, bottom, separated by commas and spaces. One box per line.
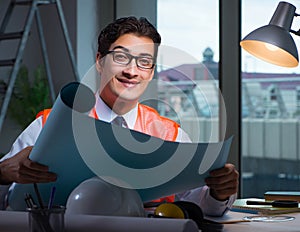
265, 43, 279, 51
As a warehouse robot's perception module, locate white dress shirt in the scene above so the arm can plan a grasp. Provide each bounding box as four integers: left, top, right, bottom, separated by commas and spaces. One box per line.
0, 94, 236, 216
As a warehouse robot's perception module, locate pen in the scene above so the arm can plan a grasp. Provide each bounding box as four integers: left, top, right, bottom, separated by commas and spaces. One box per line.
246, 200, 298, 208
218, 219, 251, 224
48, 186, 56, 209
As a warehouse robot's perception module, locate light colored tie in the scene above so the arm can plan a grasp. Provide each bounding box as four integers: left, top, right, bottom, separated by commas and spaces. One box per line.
111, 116, 128, 128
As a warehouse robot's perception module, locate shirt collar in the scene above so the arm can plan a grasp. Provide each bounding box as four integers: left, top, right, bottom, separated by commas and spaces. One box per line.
94, 93, 138, 129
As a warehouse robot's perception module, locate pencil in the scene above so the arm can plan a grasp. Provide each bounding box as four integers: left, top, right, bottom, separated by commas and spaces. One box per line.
218, 219, 251, 224
33, 183, 44, 209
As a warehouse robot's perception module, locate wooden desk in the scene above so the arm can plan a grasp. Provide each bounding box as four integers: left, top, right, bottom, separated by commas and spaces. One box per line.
207, 210, 300, 232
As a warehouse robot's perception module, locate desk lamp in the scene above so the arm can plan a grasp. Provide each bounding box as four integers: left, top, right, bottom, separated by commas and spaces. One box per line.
240, 1, 300, 67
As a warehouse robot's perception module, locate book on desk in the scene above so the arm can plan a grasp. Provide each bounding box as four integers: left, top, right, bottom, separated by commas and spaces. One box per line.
264, 191, 300, 202
231, 198, 300, 215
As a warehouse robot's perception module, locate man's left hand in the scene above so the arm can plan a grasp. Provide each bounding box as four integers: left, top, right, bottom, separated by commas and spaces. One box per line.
205, 163, 239, 201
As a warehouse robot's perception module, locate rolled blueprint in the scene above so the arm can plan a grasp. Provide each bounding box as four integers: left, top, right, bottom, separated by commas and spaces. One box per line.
0, 210, 199, 232
8, 82, 232, 211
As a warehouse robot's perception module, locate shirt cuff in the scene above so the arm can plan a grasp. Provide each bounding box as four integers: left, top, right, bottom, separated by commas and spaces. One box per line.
178, 186, 236, 217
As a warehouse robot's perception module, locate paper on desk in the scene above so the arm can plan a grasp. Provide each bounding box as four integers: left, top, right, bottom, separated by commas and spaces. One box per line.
8, 82, 232, 211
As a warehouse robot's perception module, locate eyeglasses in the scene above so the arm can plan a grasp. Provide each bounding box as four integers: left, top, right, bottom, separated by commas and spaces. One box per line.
106, 50, 155, 70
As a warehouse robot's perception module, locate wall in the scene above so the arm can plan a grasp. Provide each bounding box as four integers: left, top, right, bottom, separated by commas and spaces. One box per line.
0, 0, 85, 153
0, 0, 158, 153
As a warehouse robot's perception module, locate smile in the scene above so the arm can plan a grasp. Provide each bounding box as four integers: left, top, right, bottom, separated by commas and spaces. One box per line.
117, 78, 139, 88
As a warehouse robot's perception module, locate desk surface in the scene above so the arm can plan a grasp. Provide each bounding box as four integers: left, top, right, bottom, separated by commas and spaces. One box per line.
211, 210, 300, 232
0, 210, 300, 232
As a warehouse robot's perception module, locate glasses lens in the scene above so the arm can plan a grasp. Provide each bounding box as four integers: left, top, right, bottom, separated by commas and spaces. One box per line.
137, 57, 154, 69
113, 52, 130, 64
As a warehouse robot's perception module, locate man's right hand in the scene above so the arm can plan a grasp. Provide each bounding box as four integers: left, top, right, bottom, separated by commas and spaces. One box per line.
0, 146, 57, 185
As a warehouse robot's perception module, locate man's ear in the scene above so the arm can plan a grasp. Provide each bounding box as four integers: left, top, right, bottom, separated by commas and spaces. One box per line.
96, 52, 103, 73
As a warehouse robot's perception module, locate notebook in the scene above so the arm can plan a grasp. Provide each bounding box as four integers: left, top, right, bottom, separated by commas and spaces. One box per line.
231, 198, 300, 215
264, 191, 300, 202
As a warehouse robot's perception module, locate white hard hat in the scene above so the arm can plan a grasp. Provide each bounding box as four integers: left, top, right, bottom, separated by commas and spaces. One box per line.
66, 177, 145, 217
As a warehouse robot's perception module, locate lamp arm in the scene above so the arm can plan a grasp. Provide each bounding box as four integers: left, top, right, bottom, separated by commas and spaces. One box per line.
290, 29, 300, 36
289, 12, 300, 36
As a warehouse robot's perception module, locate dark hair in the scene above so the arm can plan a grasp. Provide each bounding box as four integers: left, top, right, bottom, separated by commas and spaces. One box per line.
97, 16, 161, 61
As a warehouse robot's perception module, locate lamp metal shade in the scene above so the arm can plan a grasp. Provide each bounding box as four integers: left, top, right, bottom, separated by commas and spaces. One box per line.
240, 1, 299, 67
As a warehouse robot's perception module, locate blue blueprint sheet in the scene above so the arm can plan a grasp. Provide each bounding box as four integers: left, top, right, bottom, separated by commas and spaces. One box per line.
8, 82, 232, 211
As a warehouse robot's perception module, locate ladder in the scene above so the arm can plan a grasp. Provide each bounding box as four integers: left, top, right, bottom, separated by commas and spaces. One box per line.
0, 0, 79, 133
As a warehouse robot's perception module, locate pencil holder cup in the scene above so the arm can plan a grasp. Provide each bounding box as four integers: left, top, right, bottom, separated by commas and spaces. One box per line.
27, 205, 66, 232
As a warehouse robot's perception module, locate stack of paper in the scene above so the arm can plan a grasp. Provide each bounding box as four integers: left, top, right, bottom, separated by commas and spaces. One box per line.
264, 191, 300, 202
231, 198, 300, 215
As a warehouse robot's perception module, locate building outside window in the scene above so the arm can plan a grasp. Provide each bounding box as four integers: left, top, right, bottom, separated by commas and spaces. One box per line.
158, 0, 300, 198
157, 0, 220, 143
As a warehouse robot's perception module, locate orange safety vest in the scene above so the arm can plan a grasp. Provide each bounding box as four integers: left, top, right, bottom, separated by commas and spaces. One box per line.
37, 103, 180, 202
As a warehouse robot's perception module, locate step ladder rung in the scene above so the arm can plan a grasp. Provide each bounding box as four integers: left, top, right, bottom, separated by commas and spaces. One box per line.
14, 1, 33, 5
0, 59, 15, 66
37, 0, 56, 4
14, 0, 55, 5
0, 31, 23, 40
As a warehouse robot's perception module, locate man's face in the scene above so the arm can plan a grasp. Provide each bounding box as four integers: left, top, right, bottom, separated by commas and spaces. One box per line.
97, 33, 155, 110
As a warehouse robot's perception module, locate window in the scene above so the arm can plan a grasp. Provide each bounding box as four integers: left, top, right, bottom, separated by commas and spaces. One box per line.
242, 0, 300, 197
156, 0, 220, 142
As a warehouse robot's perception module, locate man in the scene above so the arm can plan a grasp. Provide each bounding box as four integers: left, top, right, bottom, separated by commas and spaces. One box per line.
0, 16, 238, 216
